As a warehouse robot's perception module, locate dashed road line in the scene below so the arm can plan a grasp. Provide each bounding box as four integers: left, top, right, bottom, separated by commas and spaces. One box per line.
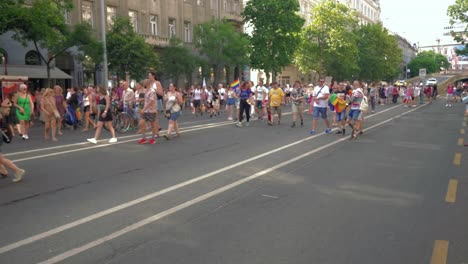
445, 179, 458, 203
453, 152, 462, 166
430, 240, 449, 264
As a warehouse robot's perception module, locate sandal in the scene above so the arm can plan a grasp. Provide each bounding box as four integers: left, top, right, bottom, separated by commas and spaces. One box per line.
0, 173, 8, 179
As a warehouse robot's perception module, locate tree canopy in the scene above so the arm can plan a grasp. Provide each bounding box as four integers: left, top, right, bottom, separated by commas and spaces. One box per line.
243, 0, 304, 80
407, 51, 450, 77
355, 23, 401, 81
8, 0, 102, 85
106, 17, 159, 81
194, 18, 249, 84
447, 0, 468, 45
295, 0, 359, 80
160, 38, 197, 84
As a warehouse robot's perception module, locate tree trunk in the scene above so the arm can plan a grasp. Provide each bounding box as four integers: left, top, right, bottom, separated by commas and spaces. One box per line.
266, 72, 271, 85
46, 62, 52, 88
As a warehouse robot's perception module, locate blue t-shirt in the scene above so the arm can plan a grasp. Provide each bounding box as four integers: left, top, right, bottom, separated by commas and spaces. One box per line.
239, 88, 252, 100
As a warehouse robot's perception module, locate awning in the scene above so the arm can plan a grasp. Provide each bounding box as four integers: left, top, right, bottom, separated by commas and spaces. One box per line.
2, 65, 72, 79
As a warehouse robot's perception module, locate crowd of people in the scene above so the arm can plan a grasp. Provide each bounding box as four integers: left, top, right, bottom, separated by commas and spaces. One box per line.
1, 73, 468, 183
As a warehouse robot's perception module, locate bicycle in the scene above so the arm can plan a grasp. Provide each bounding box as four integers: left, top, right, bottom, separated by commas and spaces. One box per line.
114, 108, 152, 133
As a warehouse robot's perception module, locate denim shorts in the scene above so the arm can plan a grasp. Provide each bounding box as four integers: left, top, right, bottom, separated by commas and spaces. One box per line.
169, 111, 180, 121
313, 107, 327, 119
348, 109, 361, 120
336, 111, 346, 121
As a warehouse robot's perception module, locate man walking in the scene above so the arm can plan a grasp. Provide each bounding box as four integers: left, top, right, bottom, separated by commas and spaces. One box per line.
310, 78, 332, 135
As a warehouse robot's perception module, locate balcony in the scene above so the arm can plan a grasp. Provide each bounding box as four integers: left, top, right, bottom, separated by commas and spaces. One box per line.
222, 12, 243, 24
142, 34, 170, 47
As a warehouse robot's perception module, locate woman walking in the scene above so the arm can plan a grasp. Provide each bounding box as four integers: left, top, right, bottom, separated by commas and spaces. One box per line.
87, 86, 117, 144
40, 88, 59, 142
226, 85, 236, 121
82, 87, 96, 131
236, 81, 254, 127
163, 83, 183, 140
369, 82, 378, 113
1, 93, 16, 136
54, 85, 67, 135
14, 84, 34, 140
290, 81, 305, 128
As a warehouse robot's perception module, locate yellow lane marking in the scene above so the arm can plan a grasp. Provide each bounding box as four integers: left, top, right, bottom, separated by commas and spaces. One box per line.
430, 240, 449, 264
458, 138, 464, 146
461, 128, 466, 135
454, 153, 462, 166
445, 179, 458, 203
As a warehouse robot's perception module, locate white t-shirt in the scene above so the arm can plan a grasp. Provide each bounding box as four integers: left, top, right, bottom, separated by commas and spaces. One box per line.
218, 88, 226, 99
253, 86, 268, 101
194, 89, 201, 100
313, 85, 330, 108
414, 86, 421, 96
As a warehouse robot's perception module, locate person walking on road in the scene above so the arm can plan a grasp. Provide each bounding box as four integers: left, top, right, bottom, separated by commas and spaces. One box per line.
87, 86, 117, 144
82, 87, 96, 131
310, 78, 332, 135
253, 81, 268, 121
163, 83, 183, 140
268, 82, 285, 126
236, 81, 254, 127
0, 150, 25, 183
40, 88, 59, 142
446, 83, 454, 107
138, 72, 163, 144
290, 80, 305, 128
14, 84, 34, 140
369, 82, 378, 113
54, 85, 68, 136
226, 85, 236, 121
347, 80, 365, 140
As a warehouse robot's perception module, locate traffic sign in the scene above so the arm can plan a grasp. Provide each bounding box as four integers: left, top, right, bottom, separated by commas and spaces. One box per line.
419, 68, 426, 77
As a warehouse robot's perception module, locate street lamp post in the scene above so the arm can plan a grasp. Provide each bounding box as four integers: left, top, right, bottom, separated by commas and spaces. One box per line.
99, 0, 109, 90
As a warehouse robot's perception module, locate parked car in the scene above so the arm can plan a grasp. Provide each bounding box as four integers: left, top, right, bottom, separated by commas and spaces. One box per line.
426, 78, 437, 86
394, 80, 407, 86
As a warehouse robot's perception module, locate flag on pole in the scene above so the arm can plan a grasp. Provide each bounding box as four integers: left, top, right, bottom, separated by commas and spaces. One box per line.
202, 77, 207, 89
230, 79, 240, 90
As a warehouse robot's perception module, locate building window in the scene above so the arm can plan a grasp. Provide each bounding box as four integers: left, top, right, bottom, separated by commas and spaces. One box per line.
184, 21, 192, 43
233, 0, 239, 13
150, 15, 158, 36
197, 0, 204, 6
106, 6, 117, 29
81, 1, 93, 28
129, 10, 138, 32
223, 0, 228, 12
25, 50, 41, 65
168, 19, 176, 38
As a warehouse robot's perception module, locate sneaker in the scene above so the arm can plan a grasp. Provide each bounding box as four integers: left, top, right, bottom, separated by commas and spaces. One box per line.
163, 135, 170, 140
87, 138, 97, 144
245, 122, 250, 127
138, 138, 147, 144
13, 169, 25, 183
335, 130, 342, 135
325, 128, 332, 134
236, 122, 243, 128
109, 138, 117, 143
228, 116, 233, 121
268, 121, 273, 126
310, 130, 316, 135
342, 128, 346, 135
291, 122, 296, 128
300, 120, 304, 127
148, 138, 156, 144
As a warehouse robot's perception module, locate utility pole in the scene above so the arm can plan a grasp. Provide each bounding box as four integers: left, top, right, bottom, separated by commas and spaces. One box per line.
100, 0, 109, 90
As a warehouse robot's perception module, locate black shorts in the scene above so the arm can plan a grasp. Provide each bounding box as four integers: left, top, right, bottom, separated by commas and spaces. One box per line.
193, 100, 201, 108
220, 99, 225, 106
98, 111, 113, 122
84, 105, 90, 113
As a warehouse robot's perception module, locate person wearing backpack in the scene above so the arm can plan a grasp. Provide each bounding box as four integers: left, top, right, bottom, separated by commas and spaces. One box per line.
347, 80, 366, 140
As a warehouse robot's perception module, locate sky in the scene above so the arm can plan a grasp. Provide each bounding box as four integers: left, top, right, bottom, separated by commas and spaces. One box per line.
380, 0, 456, 47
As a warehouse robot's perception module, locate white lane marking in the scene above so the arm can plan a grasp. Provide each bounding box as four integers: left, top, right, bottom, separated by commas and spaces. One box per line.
11, 122, 231, 163
5, 121, 233, 157
0, 104, 403, 255
262, 194, 279, 199
36, 104, 425, 264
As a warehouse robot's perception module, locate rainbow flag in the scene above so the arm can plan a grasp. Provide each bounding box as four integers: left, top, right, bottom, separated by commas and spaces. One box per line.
231, 79, 240, 90
328, 94, 337, 111
335, 98, 347, 113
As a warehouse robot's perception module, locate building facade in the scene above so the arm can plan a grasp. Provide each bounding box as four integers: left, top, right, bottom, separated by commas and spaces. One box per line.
394, 34, 417, 79
0, 0, 243, 89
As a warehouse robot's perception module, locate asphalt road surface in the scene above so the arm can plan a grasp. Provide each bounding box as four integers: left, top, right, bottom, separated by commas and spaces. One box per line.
0, 98, 466, 264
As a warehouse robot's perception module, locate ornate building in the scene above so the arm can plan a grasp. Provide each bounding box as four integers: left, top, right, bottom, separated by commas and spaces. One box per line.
0, 0, 243, 89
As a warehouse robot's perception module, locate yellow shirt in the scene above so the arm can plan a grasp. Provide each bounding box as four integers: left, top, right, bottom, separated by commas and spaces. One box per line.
269, 88, 284, 107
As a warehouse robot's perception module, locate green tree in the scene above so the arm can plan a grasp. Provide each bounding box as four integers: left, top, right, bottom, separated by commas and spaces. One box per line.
107, 17, 159, 81
407, 51, 450, 77
160, 38, 197, 84
0, 0, 24, 35
295, 0, 359, 80
355, 23, 402, 81
448, 0, 468, 45
11, 0, 102, 86
194, 18, 249, 85
243, 0, 304, 82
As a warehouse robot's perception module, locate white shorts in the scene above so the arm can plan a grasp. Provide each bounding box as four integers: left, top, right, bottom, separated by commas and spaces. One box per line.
292, 103, 304, 113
